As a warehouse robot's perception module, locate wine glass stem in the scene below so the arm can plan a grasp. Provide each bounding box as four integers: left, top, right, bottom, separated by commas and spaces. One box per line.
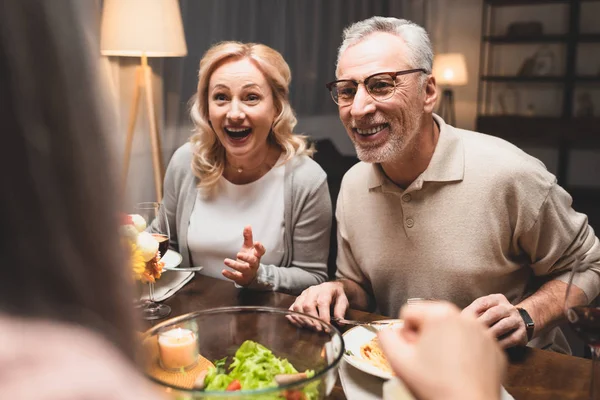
149, 281, 156, 303
590, 346, 600, 400
145, 282, 160, 314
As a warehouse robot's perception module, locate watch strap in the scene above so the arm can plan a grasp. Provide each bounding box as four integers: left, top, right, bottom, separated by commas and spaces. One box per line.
517, 307, 534, 342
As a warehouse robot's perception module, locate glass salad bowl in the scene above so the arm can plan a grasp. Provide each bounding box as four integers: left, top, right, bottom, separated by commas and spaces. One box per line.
140, 306, 345, 399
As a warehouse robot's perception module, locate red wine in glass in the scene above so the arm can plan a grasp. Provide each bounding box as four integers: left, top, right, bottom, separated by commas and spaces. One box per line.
567, 306, 600, 347
152, 233, 170, 258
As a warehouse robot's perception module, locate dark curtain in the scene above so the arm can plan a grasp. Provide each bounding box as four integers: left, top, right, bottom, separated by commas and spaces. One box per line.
170, 0, 426, 123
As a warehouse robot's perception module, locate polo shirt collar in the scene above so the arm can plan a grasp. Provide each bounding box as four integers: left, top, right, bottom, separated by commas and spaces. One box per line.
367, 161, 387, 189
421, 114, 465, 183
367, 113, 464, 190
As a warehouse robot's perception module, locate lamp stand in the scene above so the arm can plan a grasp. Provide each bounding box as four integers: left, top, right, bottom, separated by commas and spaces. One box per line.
122, 53, 164, 202
437, 88, 456, 126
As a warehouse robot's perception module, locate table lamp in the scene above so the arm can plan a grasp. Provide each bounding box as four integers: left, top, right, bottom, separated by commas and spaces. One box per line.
100, 0, 187, 202
432, 53, 468, 126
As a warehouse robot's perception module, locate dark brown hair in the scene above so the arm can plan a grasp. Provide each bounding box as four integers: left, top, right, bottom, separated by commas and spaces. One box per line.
0, 0, 137, 359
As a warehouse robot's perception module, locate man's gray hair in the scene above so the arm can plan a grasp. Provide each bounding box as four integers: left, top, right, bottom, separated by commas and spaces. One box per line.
336, 16, 433, 78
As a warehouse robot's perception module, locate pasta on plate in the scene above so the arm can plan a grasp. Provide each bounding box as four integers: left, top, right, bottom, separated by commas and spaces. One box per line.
360, 337, 394, 374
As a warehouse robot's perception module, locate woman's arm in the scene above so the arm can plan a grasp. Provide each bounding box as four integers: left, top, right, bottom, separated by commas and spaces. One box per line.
246, 175, 332, 295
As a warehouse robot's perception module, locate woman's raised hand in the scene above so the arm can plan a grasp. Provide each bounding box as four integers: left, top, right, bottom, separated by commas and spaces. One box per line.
223, 225, 266, 286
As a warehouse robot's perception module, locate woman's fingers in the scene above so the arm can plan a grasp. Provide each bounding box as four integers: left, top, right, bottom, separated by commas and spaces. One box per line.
222, 228, 264, 286
222, 269, 243, 281
253, 241, 266, 257
224, 258, 251, 273
242, 225, 254, 249
236, 252, 258, 266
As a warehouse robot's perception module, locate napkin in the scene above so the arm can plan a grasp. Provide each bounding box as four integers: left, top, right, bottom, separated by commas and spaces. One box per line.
339, 359, 515, 400
141, 271, 194, 302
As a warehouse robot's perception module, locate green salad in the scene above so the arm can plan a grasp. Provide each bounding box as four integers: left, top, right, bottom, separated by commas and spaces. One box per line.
203, 340, 319, 399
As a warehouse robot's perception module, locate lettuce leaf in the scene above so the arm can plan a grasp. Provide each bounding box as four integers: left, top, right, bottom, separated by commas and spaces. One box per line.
203, 340, 318, 399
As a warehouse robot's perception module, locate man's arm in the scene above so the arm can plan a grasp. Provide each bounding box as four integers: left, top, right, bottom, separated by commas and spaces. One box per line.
518, 279, 588, 338
518, 182, 600, 339
340, 278, 374, 312
465, 181, 600, 348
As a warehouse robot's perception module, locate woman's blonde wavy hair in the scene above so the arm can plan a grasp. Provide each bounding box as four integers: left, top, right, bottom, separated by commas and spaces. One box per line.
189, 41, 314, 194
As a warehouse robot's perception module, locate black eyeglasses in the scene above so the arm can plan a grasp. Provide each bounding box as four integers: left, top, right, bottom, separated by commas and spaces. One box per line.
325, 69, 428, 106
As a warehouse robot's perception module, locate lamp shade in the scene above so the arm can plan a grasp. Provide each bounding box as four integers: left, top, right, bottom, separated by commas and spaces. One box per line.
100, 0, 187, 57
432, 53, 468, 86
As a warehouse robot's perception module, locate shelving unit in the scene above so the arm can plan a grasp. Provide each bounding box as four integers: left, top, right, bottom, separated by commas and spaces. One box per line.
477, 0, 600, 189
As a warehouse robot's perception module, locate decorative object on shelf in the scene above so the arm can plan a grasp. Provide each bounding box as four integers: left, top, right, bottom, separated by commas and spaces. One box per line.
525, 103, 536, 117
100, 0, 188, 202
517, 56, 536, 77
432, 53, 468, 125
517, 47, 555, 77
575, 92, 594, 117
506, 21, 543, 38
532, 48, 555, 76
497, 87, 520, 116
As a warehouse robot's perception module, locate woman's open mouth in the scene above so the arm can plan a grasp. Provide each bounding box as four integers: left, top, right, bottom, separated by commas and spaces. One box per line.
224, 127, 252, 141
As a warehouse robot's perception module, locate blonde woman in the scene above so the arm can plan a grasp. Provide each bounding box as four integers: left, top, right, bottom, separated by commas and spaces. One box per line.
162, 41, 331, 295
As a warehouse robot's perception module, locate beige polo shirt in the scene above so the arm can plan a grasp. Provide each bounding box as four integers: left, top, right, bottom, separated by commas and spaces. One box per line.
336, 115, 600, 351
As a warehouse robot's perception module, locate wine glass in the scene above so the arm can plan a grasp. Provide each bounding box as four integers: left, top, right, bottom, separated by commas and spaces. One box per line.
565, 258, 600, 399
135, 202, 171, 320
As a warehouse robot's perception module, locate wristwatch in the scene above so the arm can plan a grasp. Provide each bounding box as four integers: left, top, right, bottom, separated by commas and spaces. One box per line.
517, 307, 535, 342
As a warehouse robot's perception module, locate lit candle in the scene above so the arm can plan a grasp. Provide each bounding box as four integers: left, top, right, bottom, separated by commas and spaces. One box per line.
158, 328, 198, 371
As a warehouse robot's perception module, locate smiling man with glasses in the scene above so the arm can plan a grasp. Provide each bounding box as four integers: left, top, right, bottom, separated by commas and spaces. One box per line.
291, 16, 600, 356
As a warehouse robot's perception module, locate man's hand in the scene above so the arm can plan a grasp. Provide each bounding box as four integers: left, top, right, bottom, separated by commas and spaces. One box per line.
378, 302, 506, 400
462, 293, 527, 348
289, 281, 349, 324
223, 225, 266, 286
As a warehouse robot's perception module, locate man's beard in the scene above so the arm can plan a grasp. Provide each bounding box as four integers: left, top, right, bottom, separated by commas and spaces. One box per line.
352, 109, 421, 164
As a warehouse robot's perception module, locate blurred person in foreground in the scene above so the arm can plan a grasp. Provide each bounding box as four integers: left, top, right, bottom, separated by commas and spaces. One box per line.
290, 16, 600, 353
161, 41, 331, 294
0, 0, 163, 398
378, 302, 507, 400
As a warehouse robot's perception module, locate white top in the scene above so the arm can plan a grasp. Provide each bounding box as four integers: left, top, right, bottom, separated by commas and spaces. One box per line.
188, 164, 285, 281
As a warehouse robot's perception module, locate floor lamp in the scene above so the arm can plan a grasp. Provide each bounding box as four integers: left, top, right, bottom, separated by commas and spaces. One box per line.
432, 53, 468, 126
100, 0, 187, 202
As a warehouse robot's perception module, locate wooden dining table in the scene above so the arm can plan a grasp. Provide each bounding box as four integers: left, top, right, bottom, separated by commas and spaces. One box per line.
145, 275, 592, 400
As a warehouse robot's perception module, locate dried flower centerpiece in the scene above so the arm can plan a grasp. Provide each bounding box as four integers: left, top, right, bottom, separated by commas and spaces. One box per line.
120, 213, 164, 283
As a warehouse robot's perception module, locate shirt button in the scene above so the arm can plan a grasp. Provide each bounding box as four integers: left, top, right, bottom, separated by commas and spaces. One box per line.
406, 218, 414, 228
402, 194, 412, 202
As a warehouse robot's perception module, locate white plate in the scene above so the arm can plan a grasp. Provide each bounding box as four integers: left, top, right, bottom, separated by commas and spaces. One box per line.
342, 319, 403, 380
161, 249, 183, 270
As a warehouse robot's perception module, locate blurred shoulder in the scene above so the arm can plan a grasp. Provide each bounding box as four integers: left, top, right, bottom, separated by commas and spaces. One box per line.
0, 315, 163, 399
169, 142, 194, 168
165, 142, 195, 184
340, 161, 373, 189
